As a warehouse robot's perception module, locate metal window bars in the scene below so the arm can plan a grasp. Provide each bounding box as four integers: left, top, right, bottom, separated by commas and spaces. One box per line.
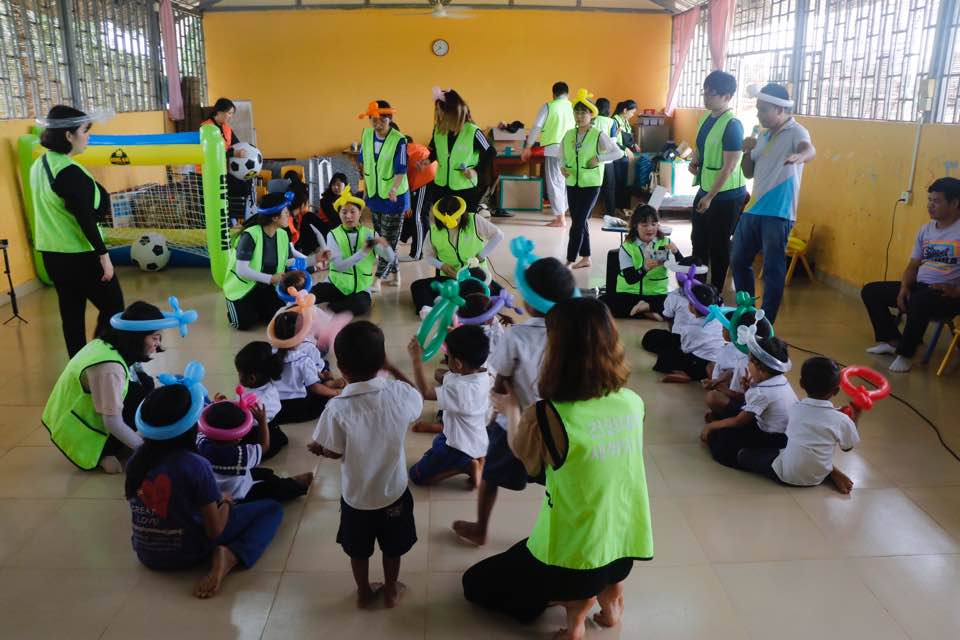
0, 0, 206, 120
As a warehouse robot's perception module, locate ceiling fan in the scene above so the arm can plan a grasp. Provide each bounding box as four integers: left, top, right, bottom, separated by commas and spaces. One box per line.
403, 0, 475, 19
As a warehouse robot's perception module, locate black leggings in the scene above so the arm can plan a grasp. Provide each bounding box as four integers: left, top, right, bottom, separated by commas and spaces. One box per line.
599, 164, 617, 216
226, 282, 284, 331
613, 156, 631, 210
707, 423, 788, 469
736, 447, 781, 481
310, 282, 372, 316
566, 185, 601, 262
242, 467, 309, 503
641, 328, 710, 379
42, 251, 125, 358
602, 292, 667, 318
275, 393, 329, 425
399, 185, 431, 259
411, 275, 502, 314
690, 192, 745, 292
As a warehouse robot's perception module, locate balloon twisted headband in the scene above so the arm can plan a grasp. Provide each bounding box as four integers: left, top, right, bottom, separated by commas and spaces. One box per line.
358, 101, 396, 119
737, 310, 790, 373
417, 279, 466, 361
457, 288, 523, 325
257, 191, 294, 216
572, 88, 598, 117
333, 185, 365, 212
665, 256, 711, 315
109, 296, 198, 338
199, 385, 259, 441
839, 366, 891, 417
432, 196, 466, 229
432, 86, 449, 103
746, 83, 795, 108
35, 106, 115, 129
136, 361, 207, 441
267, 289, 317, 349
276, 257, 313, 303
510, 236, 580, 314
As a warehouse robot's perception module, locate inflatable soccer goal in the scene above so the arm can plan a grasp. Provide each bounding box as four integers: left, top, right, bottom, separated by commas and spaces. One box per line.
18, 124, 230, 287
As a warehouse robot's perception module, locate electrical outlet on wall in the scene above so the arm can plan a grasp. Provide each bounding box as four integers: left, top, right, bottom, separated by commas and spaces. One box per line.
899, 191, 912, 204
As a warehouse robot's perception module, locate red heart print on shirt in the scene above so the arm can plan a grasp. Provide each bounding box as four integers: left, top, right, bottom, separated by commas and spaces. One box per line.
138, 474, 172, 518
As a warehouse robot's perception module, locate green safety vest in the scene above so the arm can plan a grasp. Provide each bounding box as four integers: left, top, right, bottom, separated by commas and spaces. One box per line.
223, 225, 290, 301
595, 115, 616, 139
613, 114, 630, 148
694, 110, 745, 192
541, 97, 575, 147
42, 339, 130, 470
30, 151, 103, 253
562, 127, 603, 188
328, 225, 376, 295
429, 213, 488, 271
361, 127, 410, 199
433, 123, 481, 191
527, 389, 653, 570
616, 238, 670, 296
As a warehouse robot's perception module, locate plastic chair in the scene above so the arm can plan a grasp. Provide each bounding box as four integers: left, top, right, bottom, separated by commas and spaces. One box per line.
784, 222, 815, 285
937, 320, 959, 376
279, 164, 305, 183
921, 316, 959, 375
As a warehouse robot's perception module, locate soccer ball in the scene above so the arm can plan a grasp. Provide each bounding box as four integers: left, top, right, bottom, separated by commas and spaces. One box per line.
228, 143, 263, 181
131, 233, 171, 271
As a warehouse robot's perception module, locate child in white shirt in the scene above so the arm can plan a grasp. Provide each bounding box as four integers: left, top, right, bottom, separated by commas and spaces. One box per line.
408, 324, 492, 488
309, 321, 422, 609
702, 336, 799, 469
234, 341, 286, 459
703, 312, 771, 419
643, 283, 725, 383
738, 356, 860, 494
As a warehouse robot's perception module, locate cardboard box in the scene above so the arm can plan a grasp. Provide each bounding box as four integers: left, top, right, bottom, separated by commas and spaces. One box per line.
492, 127, 528, 141
498, 176, 543, 211
658, 160, 697, 196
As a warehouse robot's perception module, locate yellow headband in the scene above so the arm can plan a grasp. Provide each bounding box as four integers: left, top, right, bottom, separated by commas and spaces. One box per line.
572, 88, 598, 117
432, 197, 466, 229
333, 185, 365, 213
358, 101, 396, 120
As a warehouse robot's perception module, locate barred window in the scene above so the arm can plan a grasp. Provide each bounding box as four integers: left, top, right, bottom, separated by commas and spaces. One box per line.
799, 0, 941, 121
167, 3, 206, 106
936, 2, 960, 123
724, 0, 796, 115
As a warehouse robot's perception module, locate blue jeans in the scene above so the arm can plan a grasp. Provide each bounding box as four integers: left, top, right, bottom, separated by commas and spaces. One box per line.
730, 213, 793, 323
217, 499, 283, 568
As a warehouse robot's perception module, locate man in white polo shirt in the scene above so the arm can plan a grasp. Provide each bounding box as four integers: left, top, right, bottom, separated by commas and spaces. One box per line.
522, 81, 575, 228
730, 83, 817, 323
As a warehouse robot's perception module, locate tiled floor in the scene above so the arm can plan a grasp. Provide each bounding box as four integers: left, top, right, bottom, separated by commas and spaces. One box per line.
0, 210, 958, 639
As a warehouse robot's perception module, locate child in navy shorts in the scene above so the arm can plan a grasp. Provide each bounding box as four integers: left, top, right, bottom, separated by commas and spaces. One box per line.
308, 321, 423, 609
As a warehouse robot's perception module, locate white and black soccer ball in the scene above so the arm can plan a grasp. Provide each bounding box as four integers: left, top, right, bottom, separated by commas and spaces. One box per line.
130, 233, 171, 272
228, 142, 263, 181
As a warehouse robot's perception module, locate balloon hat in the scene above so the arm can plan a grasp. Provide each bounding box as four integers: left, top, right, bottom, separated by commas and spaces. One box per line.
432, 196, 466, 229
333, 185, 365, 212
135, 361, 207, 441
510, 236, 581, 314
737, 310, 790, 373
839, 366, 891, 418
199, 386, 259, 441
746, 83, 795, 108
257, 191, 294, 216
267, 289, 317, 349
358, 101, 397, 119
572, 88, 599, 117
457, 288, 523, 326
109, 296, 198, 338
35, 106, 115, 129
417, 279, 466, 361
276, 257, 313, 303
666, 257, 711, 315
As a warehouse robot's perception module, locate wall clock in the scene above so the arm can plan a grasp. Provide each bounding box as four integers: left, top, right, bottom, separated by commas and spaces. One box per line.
432, 39, 449, 57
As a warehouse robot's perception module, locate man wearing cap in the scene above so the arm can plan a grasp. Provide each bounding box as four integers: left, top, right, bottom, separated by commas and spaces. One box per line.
731, 83, 816, 323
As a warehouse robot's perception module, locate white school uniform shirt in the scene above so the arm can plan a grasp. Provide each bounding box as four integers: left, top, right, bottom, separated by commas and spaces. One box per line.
437, 371, 492, 459
242, 381, 282, 423
196, 436, 262, 500
680, 317, 724, 362
483, 321, 506, 376
663, 290, 698, 336
742, 374, 799, 434
275, 342, 324, 400
772, 398, 860, 486
313, 377, 423, 510
712, 342, 749, 393
488, 316, 548, 430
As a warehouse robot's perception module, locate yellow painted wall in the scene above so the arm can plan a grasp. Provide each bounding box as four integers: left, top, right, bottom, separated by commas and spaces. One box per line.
0, 111, 170, 288
673, 108, 960, 288
203, 9, 671, 158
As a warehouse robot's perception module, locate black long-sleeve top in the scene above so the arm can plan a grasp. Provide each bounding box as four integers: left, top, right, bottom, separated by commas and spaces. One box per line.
50, 164, 111, 255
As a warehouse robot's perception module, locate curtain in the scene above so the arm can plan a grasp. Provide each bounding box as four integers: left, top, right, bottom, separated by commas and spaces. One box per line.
708, 0, 737, 71
159, 0, 184, 121
665, 7, 702, 116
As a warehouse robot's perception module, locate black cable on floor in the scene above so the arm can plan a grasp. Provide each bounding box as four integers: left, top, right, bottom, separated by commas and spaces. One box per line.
785, 341, 960, 463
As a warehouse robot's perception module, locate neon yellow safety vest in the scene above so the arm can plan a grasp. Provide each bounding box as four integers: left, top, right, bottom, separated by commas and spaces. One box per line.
223, 225, 290, 301
328, 225, 376, 295
694, 110, 745, 193
429, 213, 488, 271
541, 97, 575, 147
595, 115, 616, 139
562, 127, 603, 188
616, 238, 670, 296
30, 151, 104, 253
42, 339, 130, 470
527, 389, 653, 570
361, 128, 410, 199
613, 114, 630, 148
433, 123, 481, 191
